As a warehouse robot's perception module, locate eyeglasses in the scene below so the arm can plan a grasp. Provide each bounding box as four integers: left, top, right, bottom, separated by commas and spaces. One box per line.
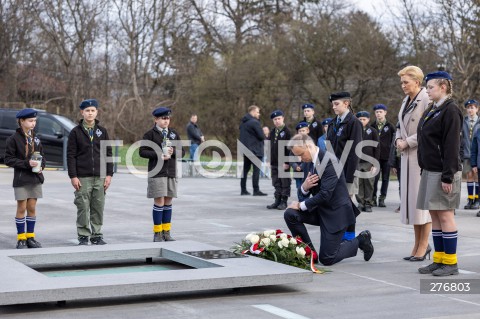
160, 116, 171, 120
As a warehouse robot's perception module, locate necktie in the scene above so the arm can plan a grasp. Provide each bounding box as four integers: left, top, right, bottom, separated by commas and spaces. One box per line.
336, 118, 341, 126
162, 129, 168, 139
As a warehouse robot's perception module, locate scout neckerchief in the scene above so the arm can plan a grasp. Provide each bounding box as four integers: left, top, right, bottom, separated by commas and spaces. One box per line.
274, 125, 284, 143
376, 121, 385, 136
469, 116, 478, 140
402, 88, 423, 120
83, 122, 95, 143
24, 129, 34, 157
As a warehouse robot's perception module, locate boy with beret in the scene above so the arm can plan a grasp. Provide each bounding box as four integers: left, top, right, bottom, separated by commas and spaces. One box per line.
140, 107, 185, 241
267, 110, 291, 210
291, 122, 309, 201
462, 99, 480, 210
371, 104, 395, 207
355, 111, 380, 212
5, 108, 46, 249
67, 99, 113, 245
302, 104, 323, 142
317, 118, 332, 152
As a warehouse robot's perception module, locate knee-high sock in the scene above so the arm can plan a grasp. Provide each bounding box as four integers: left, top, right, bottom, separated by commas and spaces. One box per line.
475, 182, 479, 200
163, 205, 172, 231
467, 182, 474, 200
15, 217, 26, 240
432, 229, 444, 263
442, 231, 458, 265
342, 224, 356, 241
26, 216, 36, 238
153, 205, 163, 233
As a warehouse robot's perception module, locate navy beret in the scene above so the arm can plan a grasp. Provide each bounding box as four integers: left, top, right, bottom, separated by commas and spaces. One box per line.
425, 71, 452, 82
329, 92, 351, 102
16, 108, 38, 119
79, 99, 98, 110
373, 104, 387, 111
152, 107, 171, 117
321, 118, 333, 126
302, 104, 314, 110
296, 121, 309, 130
270, 110, 284, 119
356, 111, 370, 118
464, 99, 478, 107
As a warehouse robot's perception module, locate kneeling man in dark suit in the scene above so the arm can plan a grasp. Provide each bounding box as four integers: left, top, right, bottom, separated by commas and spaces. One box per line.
285, 134, 374, 265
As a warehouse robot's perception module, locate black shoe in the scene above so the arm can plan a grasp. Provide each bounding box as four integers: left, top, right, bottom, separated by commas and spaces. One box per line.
464, 198, 474, 209
356, 230, 374, 261
418, 262, 442, 274
277, 196, 288, 210
90, 237, 107, 245
253, 191, 267, 196
241, 190, 251, 195
364, 205, 373, 213
267, 196, 281, 209
16, 239, 28, 249
409, 245, 431, 261
357, 204, 365, 211
378, 197, 386, 207
163, 230, 176, 241
26, 237, 42, 248
432, 264, 459, 276
471, 199, 480, 209
372, 196, 377, 207
403, 256, 414, 261
477, 211, 480, 217
153, 232, 164, 242
78, 236, 89, 245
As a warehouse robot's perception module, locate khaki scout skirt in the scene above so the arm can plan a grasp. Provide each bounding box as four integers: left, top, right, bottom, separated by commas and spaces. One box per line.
147, 177, 178, 198
14, 184, 43, 201
417, 170, 461, 210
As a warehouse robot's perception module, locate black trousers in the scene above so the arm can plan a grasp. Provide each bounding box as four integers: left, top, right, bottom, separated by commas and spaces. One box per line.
271, 166, 291, 197
373, 159, 391, 198
284, 208, 359, 266
241, 155, 262, 192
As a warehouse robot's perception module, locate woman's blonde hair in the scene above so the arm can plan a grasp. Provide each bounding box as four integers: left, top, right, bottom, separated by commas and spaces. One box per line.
398, 66, 424, 85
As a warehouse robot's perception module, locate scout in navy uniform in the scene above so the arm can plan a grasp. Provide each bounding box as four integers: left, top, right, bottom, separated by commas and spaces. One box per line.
285, 134, 373, 265
317, 118, 332, 152
67, 99, 113, 246
461, 99, 480, 210
292, 122, 309, 201
371, 104, 396, 207
417, 71, 463, 276
302, 104, 323, 142
355, 111, 380, 212
4, 109, 45, 249
266, 110, 292, 210
139, 107, 185, 242
326, 91, 363, 240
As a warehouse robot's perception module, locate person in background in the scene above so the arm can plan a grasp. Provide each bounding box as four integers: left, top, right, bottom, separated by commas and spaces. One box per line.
317, 118, 332, 152
371, 104, 395, 208
461, 100, 480, 210
292, 122, 310, 201
355, 111, 380, 213
417, 71, 462, 276
302, 103, 323, 142
186, 114, 204, 161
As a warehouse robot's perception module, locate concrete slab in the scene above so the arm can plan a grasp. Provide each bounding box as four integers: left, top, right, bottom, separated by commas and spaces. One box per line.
0, 241, 312, 306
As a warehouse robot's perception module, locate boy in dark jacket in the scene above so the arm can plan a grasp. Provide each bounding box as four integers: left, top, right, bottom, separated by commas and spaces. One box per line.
266, 110, 291, 210
67, 99, 113, 246
139, 107, 185, 241
355, 111, 380, 212
5, 108, 46, 249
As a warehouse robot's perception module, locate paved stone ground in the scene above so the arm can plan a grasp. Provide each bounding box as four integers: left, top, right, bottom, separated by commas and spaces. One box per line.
0, 168, 479, 319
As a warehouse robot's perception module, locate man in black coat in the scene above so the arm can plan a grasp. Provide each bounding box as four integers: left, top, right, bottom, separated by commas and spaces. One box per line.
284, 134, 374, 265
239, 105, 267, 196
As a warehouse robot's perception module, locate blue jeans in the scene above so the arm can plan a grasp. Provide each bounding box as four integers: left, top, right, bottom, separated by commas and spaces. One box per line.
190, 143, 199, 161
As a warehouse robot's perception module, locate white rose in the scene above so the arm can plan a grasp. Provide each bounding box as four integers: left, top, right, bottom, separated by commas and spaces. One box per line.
260, 238, 271, 247
279, 233, 288, 239
290, 238, 297, 245
245, 233, 255, 241
269, 235, 277, 242
296, 247, 306, 257
278, 241, 284, 249
263, 230, 275, 237
249, 235, 260, 244
281, 238, 290, 247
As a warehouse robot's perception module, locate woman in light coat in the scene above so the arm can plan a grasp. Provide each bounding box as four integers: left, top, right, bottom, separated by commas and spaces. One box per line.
395, 66, 432, 261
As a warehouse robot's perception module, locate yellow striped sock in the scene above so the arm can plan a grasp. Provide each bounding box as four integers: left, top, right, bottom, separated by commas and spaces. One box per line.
153, 224, 163, 233
17, 233, 27, 241
443, 253, 457, 265
26, 232, 35, 239
433, 251, 444, 264
163, 223, 171, 231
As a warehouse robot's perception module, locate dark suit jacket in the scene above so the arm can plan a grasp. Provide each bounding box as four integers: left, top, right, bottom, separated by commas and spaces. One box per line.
302, 149, 358, 233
